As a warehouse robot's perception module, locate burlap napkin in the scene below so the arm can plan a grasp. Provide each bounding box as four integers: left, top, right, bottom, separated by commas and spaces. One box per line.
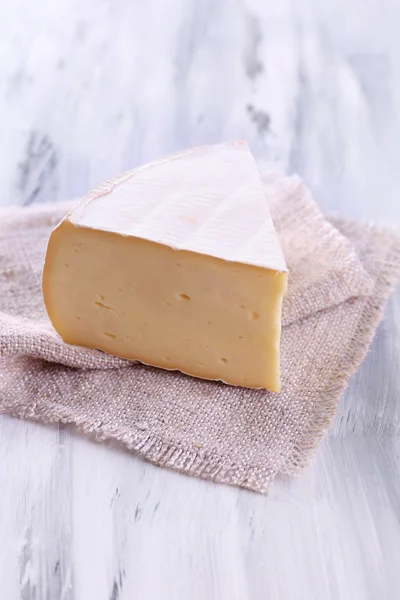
1, 172, 399, 492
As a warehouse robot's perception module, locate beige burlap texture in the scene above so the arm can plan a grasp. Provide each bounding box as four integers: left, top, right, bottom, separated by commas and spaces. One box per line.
1, 172, 399, 492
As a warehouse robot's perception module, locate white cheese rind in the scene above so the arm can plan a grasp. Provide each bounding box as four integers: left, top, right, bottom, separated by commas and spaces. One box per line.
68, 141, 287, 272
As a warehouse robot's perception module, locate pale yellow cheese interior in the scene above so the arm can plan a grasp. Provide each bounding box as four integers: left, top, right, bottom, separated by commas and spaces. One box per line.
43, 221, 287, 391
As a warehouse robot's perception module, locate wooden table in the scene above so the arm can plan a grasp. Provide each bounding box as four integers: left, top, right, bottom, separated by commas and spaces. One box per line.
1, 1, 400, 598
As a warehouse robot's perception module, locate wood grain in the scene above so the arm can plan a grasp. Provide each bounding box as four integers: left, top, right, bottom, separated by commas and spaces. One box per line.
0, 0, 400, 598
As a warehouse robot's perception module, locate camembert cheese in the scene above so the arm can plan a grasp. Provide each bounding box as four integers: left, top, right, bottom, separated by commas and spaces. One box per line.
43, 142, 288, 391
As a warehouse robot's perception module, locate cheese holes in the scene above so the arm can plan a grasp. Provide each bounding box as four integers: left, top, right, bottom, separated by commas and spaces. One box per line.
220, 357, 228, 363
104, 332, 116, 339
94, 301, 111, 310
178, 293, 191, 301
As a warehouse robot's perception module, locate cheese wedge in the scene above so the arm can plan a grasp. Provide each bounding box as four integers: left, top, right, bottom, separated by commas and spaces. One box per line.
43, 141, 288, 391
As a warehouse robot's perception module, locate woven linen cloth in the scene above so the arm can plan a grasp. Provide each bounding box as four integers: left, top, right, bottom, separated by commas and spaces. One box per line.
0, 172, 399, 492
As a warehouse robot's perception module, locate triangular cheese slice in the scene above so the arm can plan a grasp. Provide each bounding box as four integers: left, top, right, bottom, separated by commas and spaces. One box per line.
43, 142, 288, 391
